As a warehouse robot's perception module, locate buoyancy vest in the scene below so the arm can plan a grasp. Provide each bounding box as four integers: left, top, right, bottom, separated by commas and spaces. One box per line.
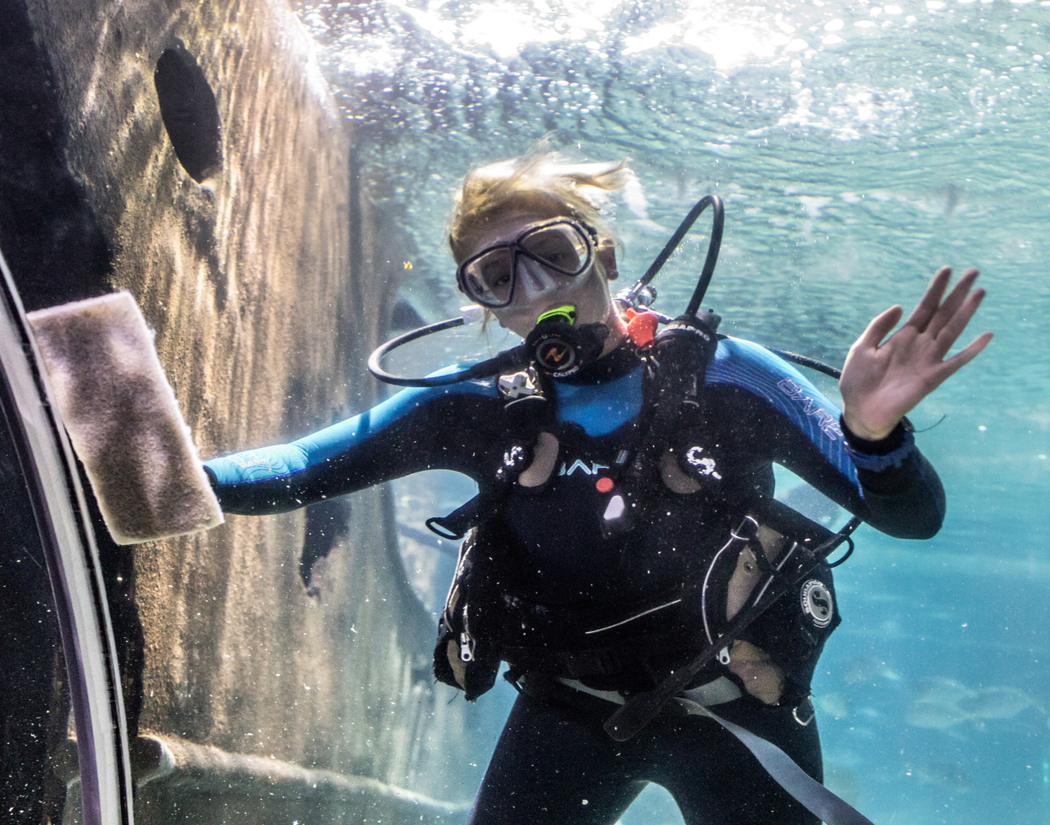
432, 334, 847, 708
434, 495, 843, 704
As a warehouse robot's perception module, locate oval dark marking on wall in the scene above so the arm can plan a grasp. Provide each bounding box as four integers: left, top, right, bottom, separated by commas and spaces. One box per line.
154, 44, 222, 182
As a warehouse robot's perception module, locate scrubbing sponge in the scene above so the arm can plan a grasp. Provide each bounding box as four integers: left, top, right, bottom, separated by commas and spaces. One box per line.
26, 292, 223, 544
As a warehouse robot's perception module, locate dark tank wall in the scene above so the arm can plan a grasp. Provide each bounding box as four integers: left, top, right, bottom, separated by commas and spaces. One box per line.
2, 0, 476, 821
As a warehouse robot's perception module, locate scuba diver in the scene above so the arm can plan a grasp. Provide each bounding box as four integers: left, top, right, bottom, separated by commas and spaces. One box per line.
203, 152, 991, 825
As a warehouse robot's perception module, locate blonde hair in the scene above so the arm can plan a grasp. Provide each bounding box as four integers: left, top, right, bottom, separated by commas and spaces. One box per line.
448, 150, 635, 261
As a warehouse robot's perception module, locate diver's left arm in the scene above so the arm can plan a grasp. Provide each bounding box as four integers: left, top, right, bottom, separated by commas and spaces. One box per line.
707, 341, 944, 539
726, 362, 945, 540
790, 266, 990, 539
837, 415, 946, 539
838, 267, 992, 440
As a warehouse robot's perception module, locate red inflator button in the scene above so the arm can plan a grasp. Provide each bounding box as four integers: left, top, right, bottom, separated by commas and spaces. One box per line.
626, 308, 658, 347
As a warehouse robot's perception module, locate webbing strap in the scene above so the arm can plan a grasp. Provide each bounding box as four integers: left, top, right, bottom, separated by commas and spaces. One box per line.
676, 698, 875, 825
556, 676, 742, 708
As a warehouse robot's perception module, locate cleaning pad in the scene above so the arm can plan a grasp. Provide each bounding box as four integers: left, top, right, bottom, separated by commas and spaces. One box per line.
27, 292, 223, 544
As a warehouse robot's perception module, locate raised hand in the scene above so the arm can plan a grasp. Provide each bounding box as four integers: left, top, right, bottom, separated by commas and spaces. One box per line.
839, 267, 993, 441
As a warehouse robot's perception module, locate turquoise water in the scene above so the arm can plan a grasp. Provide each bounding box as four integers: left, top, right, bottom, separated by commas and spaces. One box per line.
298, 1, 1050, 822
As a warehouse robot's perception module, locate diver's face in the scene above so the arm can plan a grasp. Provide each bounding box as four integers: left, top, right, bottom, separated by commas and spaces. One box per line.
457, 205, 620, 340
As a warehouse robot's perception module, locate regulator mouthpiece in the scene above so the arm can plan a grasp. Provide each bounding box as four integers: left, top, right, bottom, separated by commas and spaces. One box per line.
526, 305, 608, 376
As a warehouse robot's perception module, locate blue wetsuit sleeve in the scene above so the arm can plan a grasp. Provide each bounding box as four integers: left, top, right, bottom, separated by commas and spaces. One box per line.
203, 380, 500, 515
707, 339, 944, 539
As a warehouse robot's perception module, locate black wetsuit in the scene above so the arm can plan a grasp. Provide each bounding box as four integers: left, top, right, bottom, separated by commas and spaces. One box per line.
206, 336, 944, 825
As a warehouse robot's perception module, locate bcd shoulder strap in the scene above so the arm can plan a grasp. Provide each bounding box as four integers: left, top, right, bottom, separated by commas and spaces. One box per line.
601, 310, 722, 538
430, 367, 557, 698
426, 366, 555, 541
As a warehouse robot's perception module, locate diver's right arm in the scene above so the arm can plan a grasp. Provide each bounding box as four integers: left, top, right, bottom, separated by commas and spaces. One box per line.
203, 381, 502, 515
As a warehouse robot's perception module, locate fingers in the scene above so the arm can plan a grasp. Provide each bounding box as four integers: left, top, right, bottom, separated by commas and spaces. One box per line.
904, 266, 984, 347
855, 265, 990, 373
932, 279, 987, 354
857, 304, 904, 349
931, 330, 994, 386
927, 268, 981, 338
903, 266, 952, 331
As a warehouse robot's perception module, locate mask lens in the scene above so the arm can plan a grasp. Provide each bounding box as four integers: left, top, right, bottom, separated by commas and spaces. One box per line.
462, 247, 514, 306
458, 220, 595, 308
519, 223, 590, 275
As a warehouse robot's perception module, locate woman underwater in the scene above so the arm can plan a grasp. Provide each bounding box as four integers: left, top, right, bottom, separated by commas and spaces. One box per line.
204, 153, 992, 825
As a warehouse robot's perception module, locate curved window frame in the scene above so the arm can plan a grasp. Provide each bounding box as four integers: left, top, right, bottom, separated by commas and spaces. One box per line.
0, 252, 133, 825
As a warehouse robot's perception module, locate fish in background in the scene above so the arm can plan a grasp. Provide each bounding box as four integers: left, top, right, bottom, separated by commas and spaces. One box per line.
905, 676, 1048, 731
813, 692, 853, 721
813, 655, 903, 721
841, 654, 904, 687
938, 183, 963, 219
1042, 747, 1050, 808
909, 758, 973, 793
958, 686, 1047, 721
817, 669, 1048, 733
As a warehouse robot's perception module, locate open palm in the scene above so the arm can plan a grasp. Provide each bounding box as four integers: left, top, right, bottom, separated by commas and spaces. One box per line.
839, 267, 993, 441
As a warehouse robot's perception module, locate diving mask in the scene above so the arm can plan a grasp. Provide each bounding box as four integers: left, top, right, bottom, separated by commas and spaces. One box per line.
456, 218, 598, 308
